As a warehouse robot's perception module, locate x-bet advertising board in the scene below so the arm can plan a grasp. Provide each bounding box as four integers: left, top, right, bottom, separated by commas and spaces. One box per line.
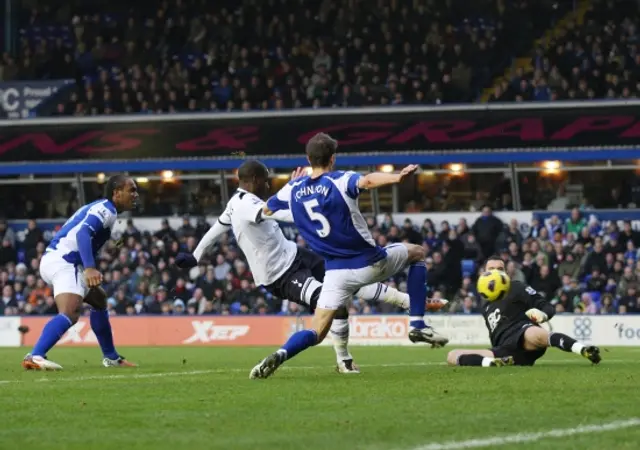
1, 314, 639, 347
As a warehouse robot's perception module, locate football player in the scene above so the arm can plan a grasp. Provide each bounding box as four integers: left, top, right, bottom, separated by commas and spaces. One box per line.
250, 133, 448, 379
176, 160, 447, 374
447, 255, 601, 367
22, 175, 139, 370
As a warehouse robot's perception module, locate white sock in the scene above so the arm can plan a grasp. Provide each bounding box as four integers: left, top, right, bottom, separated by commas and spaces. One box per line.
571, 342, 585, 355
330, 319, 352, 362
481, 357, 494, 367
302, 278, 322, 306
357, 283, 410, 309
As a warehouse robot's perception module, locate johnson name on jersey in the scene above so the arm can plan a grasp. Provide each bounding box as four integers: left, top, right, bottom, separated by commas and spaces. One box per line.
267, 170, 386, 270
47, 199, 117, 265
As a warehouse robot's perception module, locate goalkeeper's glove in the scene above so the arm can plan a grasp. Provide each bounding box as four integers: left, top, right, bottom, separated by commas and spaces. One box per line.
525, 308, 549, 324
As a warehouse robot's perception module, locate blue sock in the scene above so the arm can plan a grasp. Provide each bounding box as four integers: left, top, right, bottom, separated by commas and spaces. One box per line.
279, 329, 318, 360
408, 262, 427, 329
90, 309, 118, 360
32, 314, 73, 357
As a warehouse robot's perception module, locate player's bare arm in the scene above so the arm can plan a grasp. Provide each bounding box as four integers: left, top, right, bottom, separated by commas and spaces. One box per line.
357, 164, 418, 190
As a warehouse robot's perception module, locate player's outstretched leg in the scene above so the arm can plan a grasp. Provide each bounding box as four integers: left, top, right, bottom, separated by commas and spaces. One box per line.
22, 293, 82, 370
547, 332, 601, 364
402, 245, 448, 347
447, 349, 514, 367
357, 283, 408, 309
356, 283, 448, 312
250, 308, 335, 379
523, 327, 601, 365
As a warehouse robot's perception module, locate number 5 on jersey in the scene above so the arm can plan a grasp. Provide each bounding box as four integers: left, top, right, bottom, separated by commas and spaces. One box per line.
303, 199, 331, 238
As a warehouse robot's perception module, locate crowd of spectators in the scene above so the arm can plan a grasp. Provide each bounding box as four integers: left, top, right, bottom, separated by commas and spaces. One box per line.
1, 0, 567, 115
489, 0, 640, 102
1, 205, 639, 317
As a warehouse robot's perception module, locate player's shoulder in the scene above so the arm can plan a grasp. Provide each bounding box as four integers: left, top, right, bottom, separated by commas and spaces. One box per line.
87, 199, 116, 220
324, 170, 357, 180
287, 176, 309, 187
509, 280, 538, 299
236, 190, 263, 205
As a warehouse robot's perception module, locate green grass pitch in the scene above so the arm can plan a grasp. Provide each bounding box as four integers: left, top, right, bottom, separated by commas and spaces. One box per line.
0, 346, 638, 450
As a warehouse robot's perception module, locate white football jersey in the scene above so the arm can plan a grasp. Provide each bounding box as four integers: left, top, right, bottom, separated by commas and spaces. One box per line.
204, 189, 297, 286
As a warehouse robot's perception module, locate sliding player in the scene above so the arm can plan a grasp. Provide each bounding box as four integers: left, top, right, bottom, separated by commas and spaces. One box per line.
176, 160, 446, 374
447, 256, 601, 367
250, 133, 448, 379
23, 175, 139, 370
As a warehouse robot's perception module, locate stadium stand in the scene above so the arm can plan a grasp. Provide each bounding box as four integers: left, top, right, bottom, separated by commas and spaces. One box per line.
1, 0, 638, 319
5, 0, 570, 114
487, 0, 640, 102
1, 209, 639, 317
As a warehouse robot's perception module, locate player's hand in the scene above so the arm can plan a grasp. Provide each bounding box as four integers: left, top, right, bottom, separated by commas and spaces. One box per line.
398, 164, 419, 182
290, 167, 307, 180
525, 308, 549, 324
262, 205, 274, 217
175, 253, 198, 269
84, 268, 103, 288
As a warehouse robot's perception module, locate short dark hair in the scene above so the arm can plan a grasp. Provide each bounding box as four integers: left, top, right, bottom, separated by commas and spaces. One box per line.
306, 132, 338, 168
237, 159, 269, 182
484, 255, 505, 270
105, 175, 129, 199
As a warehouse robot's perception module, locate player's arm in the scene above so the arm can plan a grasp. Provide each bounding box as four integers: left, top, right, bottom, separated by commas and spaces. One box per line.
176, 209, 232, 269
267, 209, 294, 223
357, 164, 418, 191
264, 181, 293, 216
76, 204, 115, 287
192, 219, 231, 262
520, 283, 556, 324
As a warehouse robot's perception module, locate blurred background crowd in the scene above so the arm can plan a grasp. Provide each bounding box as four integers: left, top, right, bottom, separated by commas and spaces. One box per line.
1, 207, 639, 317
1, 0, 639, 318
2, 0, 638, 113
1, 0, 603, 114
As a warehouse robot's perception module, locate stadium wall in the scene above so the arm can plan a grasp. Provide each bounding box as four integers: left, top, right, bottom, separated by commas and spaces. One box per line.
2, 100, 640, 173
1, 315, 638, 347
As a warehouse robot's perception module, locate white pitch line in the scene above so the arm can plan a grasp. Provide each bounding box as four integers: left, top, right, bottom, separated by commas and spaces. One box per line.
0, 358, 632, 386
410, 418, 640, 450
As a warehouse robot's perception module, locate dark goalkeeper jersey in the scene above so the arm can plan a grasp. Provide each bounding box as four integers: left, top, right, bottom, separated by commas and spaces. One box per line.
482, 280, 556, 347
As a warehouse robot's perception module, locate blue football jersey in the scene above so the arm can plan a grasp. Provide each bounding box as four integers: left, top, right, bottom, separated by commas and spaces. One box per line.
267, 171, 386, 270
47, 199, 117, 265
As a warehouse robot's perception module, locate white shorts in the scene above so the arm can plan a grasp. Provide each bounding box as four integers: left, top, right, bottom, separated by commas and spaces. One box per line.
40, 252, 88, 298
317, 243, 409, 310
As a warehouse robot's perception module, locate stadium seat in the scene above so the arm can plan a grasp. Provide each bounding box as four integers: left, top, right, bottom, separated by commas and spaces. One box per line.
461, 259, 476, 277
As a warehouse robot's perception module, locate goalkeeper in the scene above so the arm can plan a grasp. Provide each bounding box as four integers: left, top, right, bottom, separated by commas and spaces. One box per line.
447, 255, 602, 367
